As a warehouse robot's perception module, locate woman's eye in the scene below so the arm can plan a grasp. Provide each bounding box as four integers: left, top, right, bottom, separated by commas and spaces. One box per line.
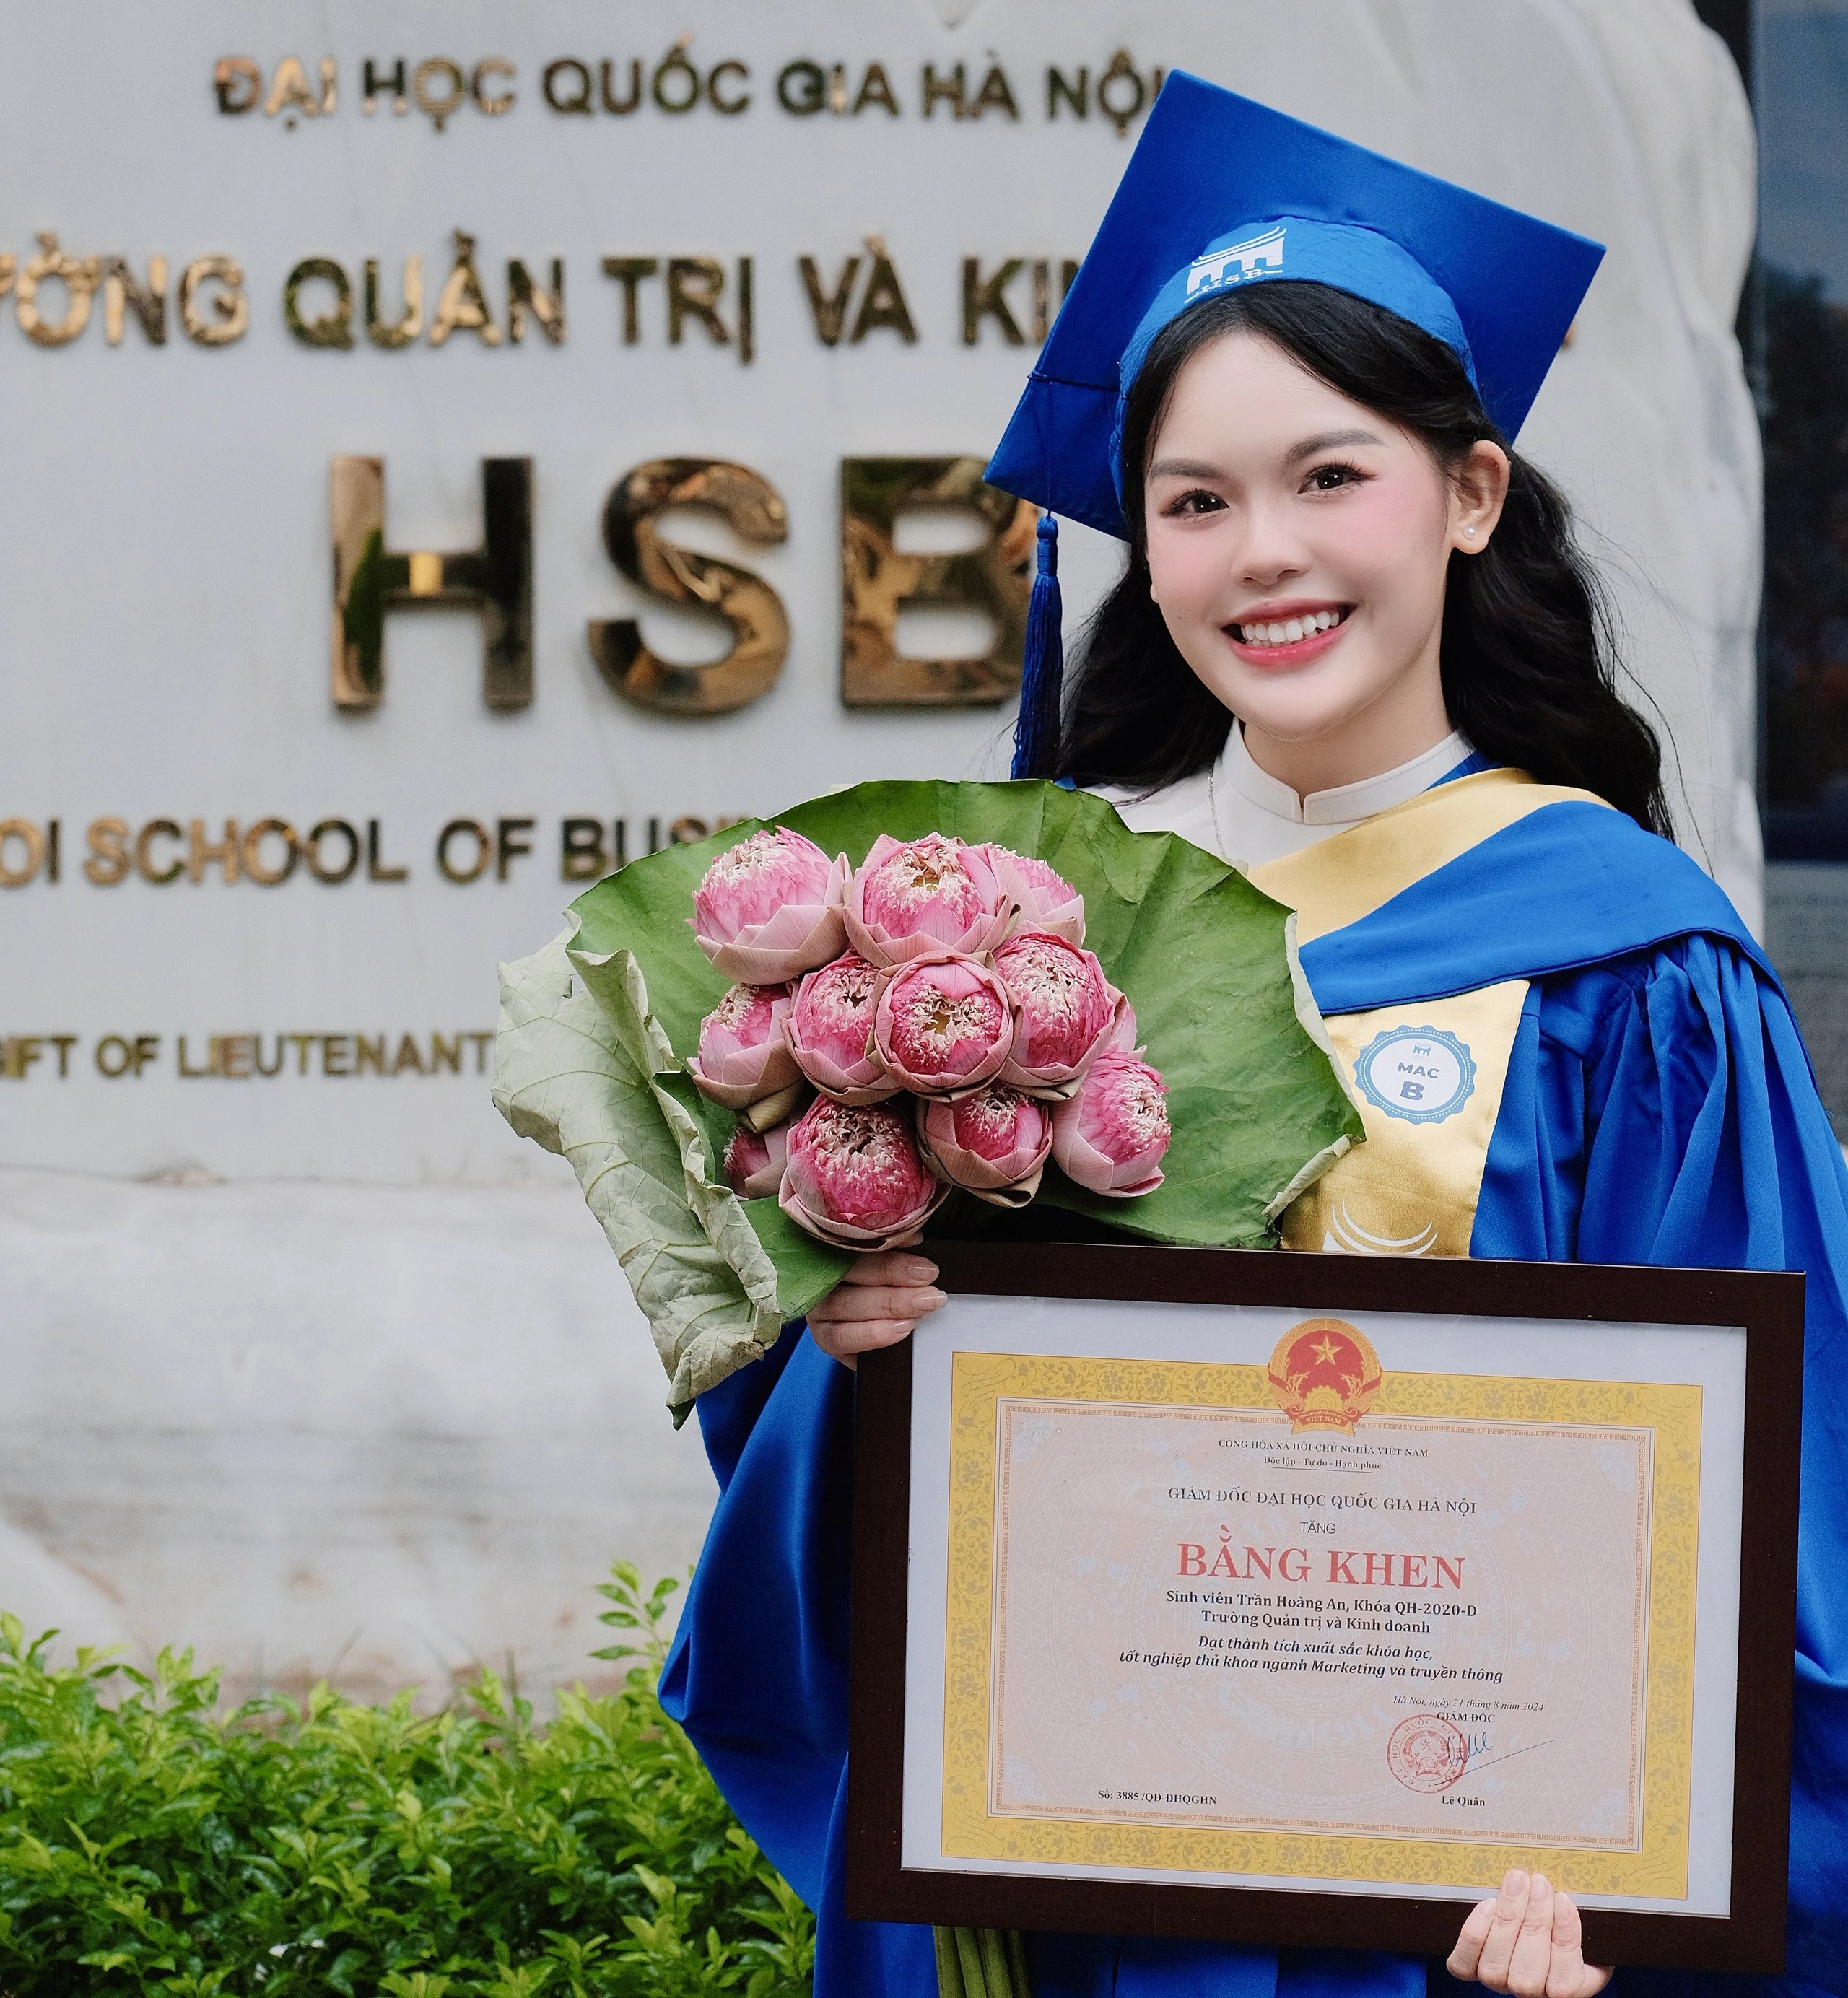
1305, 462, 1364, 493
1165, 488, 1225, 517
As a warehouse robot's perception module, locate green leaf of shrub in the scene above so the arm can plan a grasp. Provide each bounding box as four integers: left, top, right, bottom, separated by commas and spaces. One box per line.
0, 1566, 815, 1997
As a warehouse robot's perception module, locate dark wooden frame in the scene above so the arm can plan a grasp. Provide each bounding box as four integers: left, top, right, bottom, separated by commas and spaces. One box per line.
847, 1241, 1805, 1972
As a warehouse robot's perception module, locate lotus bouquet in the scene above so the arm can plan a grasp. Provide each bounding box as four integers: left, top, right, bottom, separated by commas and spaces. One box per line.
492, 780, 1360, 1416
684, 826, 1172, 1251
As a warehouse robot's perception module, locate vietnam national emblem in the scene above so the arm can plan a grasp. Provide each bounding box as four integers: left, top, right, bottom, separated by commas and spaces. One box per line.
1267, 1318, 1384, 1434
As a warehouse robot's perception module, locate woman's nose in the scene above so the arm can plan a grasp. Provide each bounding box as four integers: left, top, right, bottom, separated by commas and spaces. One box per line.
1234, 501, 1312, 588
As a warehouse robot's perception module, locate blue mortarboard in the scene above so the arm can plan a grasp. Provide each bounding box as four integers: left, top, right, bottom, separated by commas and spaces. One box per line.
998, 71, 1604, 778
990, 71, 1603, 541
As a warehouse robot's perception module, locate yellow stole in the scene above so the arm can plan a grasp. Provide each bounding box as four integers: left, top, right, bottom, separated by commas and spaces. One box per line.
1247, 770, 1608, 1257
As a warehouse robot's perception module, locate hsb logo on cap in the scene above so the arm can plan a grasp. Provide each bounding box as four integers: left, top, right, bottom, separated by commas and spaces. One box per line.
1185, 225, 1286, 297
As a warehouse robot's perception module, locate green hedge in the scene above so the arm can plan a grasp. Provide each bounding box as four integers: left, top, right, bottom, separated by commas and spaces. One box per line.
0, 1567, 814, 1997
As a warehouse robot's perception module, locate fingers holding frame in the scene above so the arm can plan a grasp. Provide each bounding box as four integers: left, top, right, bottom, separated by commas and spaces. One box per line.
1546, 1888, 1613, 1998
1447, 1872, 1612, 1998
839, 1249, 940, 1289
807, 1250, 945, 1369
1507, 1872, 1559, 1997
1447, 1896, 1499, 1982
1469, 1867, 1534, 1989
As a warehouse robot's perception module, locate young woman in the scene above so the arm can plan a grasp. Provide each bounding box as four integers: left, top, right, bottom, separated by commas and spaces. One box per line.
663, 77, 1848, 1998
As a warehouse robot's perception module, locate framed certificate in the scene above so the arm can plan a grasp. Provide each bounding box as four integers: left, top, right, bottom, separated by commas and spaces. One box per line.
846, 1242, 1804, 1971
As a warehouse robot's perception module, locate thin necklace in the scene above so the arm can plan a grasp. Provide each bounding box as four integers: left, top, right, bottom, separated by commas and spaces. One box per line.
1207, 760, 1229, 861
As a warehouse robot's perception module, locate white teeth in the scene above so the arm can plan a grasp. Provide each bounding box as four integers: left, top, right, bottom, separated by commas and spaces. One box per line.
1238, 610, 1345, 646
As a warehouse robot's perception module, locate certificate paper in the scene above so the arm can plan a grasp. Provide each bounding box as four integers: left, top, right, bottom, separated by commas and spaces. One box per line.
900, 1294, 1749, 1917
990, 1384, 1664, 1851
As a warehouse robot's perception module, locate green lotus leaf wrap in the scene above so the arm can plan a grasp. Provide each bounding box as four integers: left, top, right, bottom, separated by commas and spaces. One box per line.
494, 779, 1363, 1421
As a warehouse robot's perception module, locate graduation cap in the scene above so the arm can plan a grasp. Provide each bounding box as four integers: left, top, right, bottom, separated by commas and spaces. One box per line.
996, 71, 1605, 779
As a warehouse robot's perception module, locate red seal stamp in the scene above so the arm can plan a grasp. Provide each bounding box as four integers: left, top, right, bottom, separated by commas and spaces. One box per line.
1387, 1714, 1468, 1793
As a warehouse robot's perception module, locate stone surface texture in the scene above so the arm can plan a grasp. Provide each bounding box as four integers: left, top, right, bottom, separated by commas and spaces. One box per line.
0, 1168, 715, 1702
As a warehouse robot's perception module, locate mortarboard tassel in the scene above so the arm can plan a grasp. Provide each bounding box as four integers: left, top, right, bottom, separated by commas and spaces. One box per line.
1010, 512, 1063, 780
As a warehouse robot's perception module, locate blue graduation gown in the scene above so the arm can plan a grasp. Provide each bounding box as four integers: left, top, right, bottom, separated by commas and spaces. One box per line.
659, 798, 1848, 1998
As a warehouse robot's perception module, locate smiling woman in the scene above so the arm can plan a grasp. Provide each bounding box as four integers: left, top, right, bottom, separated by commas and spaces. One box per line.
1052, 279, 1670, 843
1143, 336, 1489, 793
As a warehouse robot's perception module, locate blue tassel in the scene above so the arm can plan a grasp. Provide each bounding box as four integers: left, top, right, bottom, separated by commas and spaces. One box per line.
1011, 513, 1063, 780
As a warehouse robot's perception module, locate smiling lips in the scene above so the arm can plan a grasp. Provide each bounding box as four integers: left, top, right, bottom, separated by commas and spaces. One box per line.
1226, 603, 1352, 663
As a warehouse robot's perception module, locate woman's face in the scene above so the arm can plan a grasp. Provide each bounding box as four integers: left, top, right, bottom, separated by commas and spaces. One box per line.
1141, 328, 1507, 788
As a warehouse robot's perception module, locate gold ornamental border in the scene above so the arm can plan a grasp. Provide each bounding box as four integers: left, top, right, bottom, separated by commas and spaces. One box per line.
939, 1352, 1704, 1899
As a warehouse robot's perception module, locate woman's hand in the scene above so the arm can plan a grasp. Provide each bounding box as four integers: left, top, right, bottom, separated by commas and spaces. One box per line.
1447, 1870, 1611, 1998
806, 1251, 946, 1369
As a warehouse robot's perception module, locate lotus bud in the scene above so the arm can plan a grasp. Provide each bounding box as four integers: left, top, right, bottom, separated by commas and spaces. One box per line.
779, 1096, 949, 1251
1108, 997, 1142, 1052
984, 844, 1085, 945
872, 950, 1015, 1099
917, 1083, 1053, 1207
785, 951, 901, 1105
1051, 1049, 1172, 1198
685, 982, 801, 1110
691, 828, 850, 985
845, 832, 1011, 967
992, 930, 1121, 1097
724, 1117, 790, 1200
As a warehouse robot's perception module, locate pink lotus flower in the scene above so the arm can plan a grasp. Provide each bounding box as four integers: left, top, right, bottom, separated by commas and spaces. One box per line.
918, 1084, 1053, 1207
1108, 998, 1141, 1052
692, 828, 850, 985
780, 1096, 948, 1250
686, 983, 801, 1110
845, 833, 1011, 967
1051, 1049, 1172, 1197
785, 951, 901, 1105
985, 845, 1086, 945
873, 951, 1015, 1098
992, 930, 1123, 1096
723, 1118, 790, 1199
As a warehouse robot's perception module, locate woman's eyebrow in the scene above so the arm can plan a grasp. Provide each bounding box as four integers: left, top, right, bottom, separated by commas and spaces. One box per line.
1285, 427, 1385, 464
1146, 456, 1224, 481
1148, 429, 1387, 483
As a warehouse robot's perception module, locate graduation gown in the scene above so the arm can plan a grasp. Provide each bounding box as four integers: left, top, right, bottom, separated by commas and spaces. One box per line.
658, 772, 1848, 1998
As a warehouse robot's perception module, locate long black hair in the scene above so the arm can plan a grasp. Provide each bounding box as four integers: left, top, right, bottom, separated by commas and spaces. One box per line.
1047, 282, 1672, 838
